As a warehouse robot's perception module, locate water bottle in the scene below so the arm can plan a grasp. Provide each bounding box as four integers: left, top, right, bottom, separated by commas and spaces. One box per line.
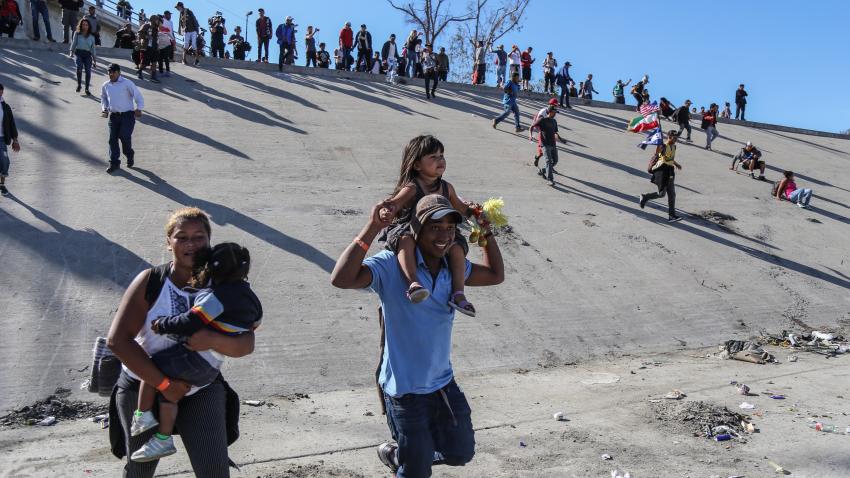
809, 422, 839, 433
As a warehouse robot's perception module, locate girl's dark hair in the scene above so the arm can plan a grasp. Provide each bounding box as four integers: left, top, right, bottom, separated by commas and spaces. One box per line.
392, 135, 444, 197
192, 242, 251, 287
76, 18, 91, 35
784, 170, 794, 179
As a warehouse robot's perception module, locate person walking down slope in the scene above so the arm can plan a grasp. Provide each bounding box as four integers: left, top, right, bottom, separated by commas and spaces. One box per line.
639, 130, 683, 223
492, 72, 523, 132
674, 99, 692, 141
69, 17, 96, 95
0, 0, 23, 38
101, 64, 144, 174
555, 61, 572, 108
702, 103, 719, 150
530, 105, 567, 187
0, 82, 22, 197
735, 83, 748, 120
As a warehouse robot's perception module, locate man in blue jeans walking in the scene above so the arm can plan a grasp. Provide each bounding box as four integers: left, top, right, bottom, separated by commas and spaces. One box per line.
331, 194, 505, 478
30, 0, 56, 42
492, 72, 523, 132
100, 64, 144, 174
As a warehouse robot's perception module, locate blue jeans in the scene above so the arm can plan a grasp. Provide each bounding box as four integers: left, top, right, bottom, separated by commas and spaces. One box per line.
75, 50, 92, 89
342, 46, 353, 70
496, 65, 506, 85
384, 380, 475, 478
494, 103, 520, 129
406, 50, 417, 77
30, 0, 53, 40
541, 145, 559, 181
0, 142, 10, 177
108, 112, 135, 165
789, 188, 813, 206
705, 125, 718, 148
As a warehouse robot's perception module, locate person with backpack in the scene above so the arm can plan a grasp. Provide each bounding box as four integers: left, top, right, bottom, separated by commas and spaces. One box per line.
555, 61, 572, 108
612, 78, 631, 104
702, 103, 719, 150
107, 207, 254, 476
775, 171, 813, 208
639, 130, 683, 223
631, 75, 648, 109
330, 192, 504, 478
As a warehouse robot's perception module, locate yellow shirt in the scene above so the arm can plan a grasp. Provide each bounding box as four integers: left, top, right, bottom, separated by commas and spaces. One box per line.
652, 143, 677, 170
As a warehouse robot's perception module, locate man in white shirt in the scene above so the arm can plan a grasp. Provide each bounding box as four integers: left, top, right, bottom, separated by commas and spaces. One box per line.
101, 64, 144, 174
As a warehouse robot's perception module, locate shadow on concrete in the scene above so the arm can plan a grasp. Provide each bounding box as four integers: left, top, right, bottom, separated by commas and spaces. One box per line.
0, 195, 151, 285
141, 112, 254, 160
804, 205, 850, 226
15, 116, 104, 168
552, 175, 850, 289
287, 76, 439, 119
210, 68, 325, 112
121, 167, 336, 273
764, 164, 850, 194
762, 129, 850, 158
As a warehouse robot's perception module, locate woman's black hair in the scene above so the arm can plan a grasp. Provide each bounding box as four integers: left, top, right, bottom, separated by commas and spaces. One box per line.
192, 242, 251, 287
783, 170, 794, 179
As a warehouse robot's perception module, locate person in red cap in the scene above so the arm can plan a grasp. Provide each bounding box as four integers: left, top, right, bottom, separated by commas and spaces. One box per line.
530, 98, 560, 165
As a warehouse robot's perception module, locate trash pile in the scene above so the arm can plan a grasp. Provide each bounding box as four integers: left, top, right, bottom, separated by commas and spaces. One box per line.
718, 340, 776, 364
761, 330, 849, 357
0, 387, 107, 428
649, 400, 754, 442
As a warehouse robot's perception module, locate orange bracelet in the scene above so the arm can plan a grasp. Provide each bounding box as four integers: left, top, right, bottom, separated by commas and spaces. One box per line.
156, 377, 171, 392
354, 237, 370, 253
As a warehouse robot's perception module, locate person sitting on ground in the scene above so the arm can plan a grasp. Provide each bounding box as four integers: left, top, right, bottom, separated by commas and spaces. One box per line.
730, 141, 766, 180
775, 171, 813, 208
376, 135, 480, 317
129, 242, 262, 463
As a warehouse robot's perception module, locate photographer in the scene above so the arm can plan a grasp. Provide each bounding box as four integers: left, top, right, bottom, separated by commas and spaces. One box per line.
228, 25, 250, 61
207, 11, 226, 58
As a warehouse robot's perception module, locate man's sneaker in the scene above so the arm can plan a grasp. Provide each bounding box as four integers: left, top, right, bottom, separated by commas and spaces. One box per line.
797, 202, 807, 209
548, 179, 555, 187
377, 442, 399, 473
0, 185, 8, 196
757, 175, 766, 181
668, 215, 683, 223
106, 164, 120, 174
638, 194, 647, 209
749, 172, 755, 179
533, 154, 541, 167
492, 119, 497, 129
537, 168, 544, 177
127, 156, 135, 168
130, 435, 177, 462
515, 127, 524, 132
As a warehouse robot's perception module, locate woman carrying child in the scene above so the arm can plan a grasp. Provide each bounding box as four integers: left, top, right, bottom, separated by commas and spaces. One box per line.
107, 207, 257, 477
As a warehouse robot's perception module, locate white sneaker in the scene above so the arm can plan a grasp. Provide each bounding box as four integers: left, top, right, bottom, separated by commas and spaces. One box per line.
130, 435, 177, 462
130, 410, 159, 437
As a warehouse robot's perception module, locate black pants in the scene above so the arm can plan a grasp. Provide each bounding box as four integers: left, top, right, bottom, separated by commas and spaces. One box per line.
210, 36, 224, 58
633, 93, 643, 107
559, 86, 570, 107
544, 72, 555, 93
735, 102, 746, 120
278, 43, 294, 70
475, 63, 486, 84
645, 175, 676, 217
438, 70, 448, 81
257, 37, 270, 60
677, 121, 692, 139
158, 46, 172, 72
305, 50, 317, 67
615, 95, 625, 104
108, 112, 135, 166
425, 70, 439, 96
356, 49, 371, 71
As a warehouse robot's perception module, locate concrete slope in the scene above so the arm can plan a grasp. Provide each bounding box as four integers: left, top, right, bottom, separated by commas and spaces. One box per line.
1, 45, 849, 411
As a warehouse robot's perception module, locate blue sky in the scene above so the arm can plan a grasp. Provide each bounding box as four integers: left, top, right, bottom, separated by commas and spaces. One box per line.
140, 0, 849, 133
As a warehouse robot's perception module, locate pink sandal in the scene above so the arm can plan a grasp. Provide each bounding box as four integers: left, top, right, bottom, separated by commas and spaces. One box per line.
448, 291, 476, 317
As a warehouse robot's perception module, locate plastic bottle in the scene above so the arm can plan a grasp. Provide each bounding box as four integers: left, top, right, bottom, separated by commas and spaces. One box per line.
808, 422, 839, 433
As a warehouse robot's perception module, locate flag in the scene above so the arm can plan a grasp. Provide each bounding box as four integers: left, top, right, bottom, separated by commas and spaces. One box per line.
629, 113, 659, 133
639, 101, 660, 117
638, 127, 664, 149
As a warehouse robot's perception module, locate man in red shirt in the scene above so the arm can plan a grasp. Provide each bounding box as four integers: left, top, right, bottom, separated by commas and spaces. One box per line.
255, 8, 272, 62
520, 46, 534, 91
338, 21, 353, 70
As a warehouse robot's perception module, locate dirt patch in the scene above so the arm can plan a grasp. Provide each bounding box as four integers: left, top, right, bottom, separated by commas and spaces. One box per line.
648, 400, 749, 439
624, 234, 675, 254
0, 388, 107, 428
806, 218, 822, 224
582, 219, 598, 227
694, 210, 737, 231
327, 208, 362, 216
260, 462, 366, 478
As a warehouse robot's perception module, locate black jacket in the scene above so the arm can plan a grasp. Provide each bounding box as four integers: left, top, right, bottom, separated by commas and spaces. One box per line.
1, 101, 18, 146
673, 105, 690, 125
58, 0, 82, 10
735, 89, 748, 105
355, 30, 372, 51
381, 40, 396, 61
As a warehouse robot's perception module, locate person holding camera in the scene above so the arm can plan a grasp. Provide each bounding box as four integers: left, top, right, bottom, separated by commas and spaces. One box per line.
229, 26, 249, 60
208, 12, 227, 59
304, 25, 319, 67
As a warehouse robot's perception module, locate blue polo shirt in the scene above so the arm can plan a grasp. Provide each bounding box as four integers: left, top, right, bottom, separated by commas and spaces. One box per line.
502, 81, 519, 107
363, 249, 472, 398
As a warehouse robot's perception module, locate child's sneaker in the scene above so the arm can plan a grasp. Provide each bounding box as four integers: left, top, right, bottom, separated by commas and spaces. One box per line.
130, 435, 176, 462
130, 410, 158, 437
